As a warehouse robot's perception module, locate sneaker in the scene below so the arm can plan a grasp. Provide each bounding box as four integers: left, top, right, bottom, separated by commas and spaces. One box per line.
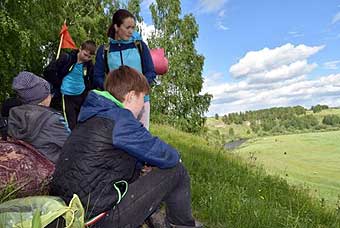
169, 220, 204, 228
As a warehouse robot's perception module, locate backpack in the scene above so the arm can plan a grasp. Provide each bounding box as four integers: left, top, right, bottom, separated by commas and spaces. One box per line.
43, 53, 70, 91
103, 40, 143, 75
0, 194, 84, 228
43, 52, 89, 96
0, 137, 55, 197
103, 41, 168, 76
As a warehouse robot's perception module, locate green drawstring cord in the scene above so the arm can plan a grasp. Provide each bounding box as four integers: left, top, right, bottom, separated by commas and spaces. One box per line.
85, 180, 129, 226
113, 180, 128, 205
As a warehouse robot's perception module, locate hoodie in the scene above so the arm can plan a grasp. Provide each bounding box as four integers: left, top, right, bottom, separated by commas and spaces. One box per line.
7, 104, 70, 163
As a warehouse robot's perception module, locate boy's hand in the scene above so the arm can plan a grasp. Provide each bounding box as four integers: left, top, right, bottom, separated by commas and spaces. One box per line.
141, 165, 153, 176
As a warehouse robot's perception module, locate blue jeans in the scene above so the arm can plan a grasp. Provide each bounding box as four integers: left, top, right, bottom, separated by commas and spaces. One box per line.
91, 163, 196, 228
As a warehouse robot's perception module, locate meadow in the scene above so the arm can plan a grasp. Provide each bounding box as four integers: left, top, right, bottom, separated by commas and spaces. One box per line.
235, 130, 340, 208
151, 124, 340, 227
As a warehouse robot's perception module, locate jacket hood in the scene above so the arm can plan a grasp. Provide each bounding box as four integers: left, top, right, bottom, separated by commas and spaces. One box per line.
8, 105, 55, 140
78, 90, 124, 122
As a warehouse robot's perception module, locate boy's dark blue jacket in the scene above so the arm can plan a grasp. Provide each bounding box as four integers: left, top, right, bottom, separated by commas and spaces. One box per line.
79, 90, 179, 168
43, 50, 94, 96
51, 90, 179, 217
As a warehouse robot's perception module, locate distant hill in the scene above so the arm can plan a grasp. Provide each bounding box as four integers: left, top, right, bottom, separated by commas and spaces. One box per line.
206, 106, 340, 144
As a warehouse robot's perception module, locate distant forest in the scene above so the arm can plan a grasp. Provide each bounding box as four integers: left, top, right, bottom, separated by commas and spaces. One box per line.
217, 104, 340, 134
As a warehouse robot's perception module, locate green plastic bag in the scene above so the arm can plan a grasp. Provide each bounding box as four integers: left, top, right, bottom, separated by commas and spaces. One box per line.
0, 194, 84, 228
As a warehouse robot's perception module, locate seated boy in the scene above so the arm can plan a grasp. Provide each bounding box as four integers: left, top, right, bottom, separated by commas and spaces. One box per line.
50, 66, 202, 227
7, 71, 70, 163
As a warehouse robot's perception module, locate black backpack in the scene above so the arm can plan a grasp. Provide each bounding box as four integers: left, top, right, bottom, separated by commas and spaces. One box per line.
43, 53, 71, 94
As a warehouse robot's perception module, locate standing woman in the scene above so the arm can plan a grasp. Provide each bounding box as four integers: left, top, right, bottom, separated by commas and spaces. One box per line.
93, 9, 156, 129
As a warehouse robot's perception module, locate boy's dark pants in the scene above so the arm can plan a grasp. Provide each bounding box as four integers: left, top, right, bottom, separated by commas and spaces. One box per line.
63, 91, 87, 130
91, 163, 196, 228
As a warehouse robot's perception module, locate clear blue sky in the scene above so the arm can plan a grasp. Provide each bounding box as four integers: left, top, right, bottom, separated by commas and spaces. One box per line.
141, 0, 340, 116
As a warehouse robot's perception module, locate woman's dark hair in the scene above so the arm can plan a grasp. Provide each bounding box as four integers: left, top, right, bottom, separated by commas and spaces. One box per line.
107, 9, 135, 39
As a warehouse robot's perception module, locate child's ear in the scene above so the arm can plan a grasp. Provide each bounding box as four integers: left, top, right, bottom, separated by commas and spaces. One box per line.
125, 91, 136, 103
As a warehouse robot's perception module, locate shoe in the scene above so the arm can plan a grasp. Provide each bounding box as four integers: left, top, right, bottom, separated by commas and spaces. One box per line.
145, 208, 170, 228
169, 220, 203, 228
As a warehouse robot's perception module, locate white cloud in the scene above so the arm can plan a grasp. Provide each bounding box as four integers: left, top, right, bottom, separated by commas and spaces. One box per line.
216, 21, 229, 30
218, 10, 226, 17
206, 73, 340, 115
229, 43, 324, 78
197, 0, 228, 13
332, 12, 340, 24
288, 31, 304, 38
215, 8, 229, 31
246, 60, 317, 84
203, 43, 340, 116
323, 60, 340, 70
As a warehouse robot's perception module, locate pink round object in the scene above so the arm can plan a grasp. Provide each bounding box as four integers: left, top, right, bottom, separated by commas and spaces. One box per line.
150, 48, 169, 75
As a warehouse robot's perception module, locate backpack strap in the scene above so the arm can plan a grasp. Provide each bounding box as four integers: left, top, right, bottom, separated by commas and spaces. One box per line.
68, 63, 75, 72
134, 40, 144, 71
83, 66, 87, 77
103, 44, 110, 75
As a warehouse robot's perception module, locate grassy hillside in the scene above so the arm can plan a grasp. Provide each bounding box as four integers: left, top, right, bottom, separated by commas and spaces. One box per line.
235, 130, 340, 208
151, 124, 340, 227
307, 108, 340, 121
207, 108, 340, 143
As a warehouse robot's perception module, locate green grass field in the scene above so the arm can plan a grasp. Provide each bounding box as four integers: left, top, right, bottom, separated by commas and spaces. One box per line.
151, 124, 340, 227
235, 130, 340, 208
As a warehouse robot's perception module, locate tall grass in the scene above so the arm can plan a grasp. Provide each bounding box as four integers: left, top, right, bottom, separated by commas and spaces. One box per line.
151, 124, 340, 228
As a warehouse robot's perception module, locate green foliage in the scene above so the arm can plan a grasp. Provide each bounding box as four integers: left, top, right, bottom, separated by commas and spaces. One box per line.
149, 0, 212, 133
0, 1, 65, 102
214, 113, 219, 120
311, 104, 329, 113
228, 127, 235, 137
220, 106, 325, 133
0, 183, 18, 204
322, 114, 340, 125
0, 0, 119, 102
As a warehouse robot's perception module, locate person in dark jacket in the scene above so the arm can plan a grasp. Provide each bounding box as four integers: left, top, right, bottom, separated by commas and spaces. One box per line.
7, 71, 70, 163
93, 9, 156, 130
51, 66, 202, 228
43, 40, 96, 130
